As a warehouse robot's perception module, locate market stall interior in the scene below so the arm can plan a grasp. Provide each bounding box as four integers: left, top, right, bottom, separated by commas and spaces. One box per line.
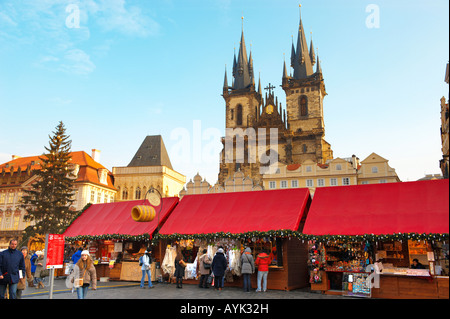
302, 179, 449, 299
154, 188, 312, 291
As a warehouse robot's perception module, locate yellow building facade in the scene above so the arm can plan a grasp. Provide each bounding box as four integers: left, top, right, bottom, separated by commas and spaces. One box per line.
262, 152, 400, 196
113, 135, 186, 200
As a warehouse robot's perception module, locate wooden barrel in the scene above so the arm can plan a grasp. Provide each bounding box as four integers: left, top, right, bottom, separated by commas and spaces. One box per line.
131, 205, 156, 222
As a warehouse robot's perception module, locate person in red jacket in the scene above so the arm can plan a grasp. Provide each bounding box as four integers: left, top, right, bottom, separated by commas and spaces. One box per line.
255, 249, 272, 292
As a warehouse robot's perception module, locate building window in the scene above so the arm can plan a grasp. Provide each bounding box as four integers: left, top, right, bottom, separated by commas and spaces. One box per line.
13, 216, 20, 230
379, 179, 387, 183
372, 167, 378, 173
300, 96, 308, 116
342, 177, 350, 185
291, 180, 298, 188
280, 180, 288, 188
269, 181, 276, 189
135, 187, 141, 200
317, 179, 325, 187
305, 165, 312, 172
236, 104, 243, 126
122, 188, 128, 200
361, 181, 369, 185
336, 164, 342, 171
90, 190, 95, 203
0, 194, 5, 204
330, 178, 337, 186
306, 179, 314, 187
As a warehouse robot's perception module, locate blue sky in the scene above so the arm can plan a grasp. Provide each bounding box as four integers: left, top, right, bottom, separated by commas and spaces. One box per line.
0, 0, 448, 185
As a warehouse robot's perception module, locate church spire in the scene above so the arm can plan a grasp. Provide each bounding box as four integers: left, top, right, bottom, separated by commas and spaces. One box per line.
291, 5, 314, 79
232, 16, 253, 90
223, 66, 229, 91
309, 33, 316, 66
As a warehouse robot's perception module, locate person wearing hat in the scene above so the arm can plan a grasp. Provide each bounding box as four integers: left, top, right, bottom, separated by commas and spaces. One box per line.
211, 248, 227, 291
140, 250, 154, 289
73, 250, 97, 299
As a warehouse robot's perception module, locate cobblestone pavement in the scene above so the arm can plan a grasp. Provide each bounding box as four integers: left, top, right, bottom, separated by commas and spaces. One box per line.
21, 278, 347, 299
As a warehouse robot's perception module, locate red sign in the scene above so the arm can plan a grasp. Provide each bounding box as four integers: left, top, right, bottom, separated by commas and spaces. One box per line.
45, 234, 65, 269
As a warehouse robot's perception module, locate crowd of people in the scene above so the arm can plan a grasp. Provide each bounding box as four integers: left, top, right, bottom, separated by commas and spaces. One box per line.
1, 239, 273, 299
174, 246, 274, 293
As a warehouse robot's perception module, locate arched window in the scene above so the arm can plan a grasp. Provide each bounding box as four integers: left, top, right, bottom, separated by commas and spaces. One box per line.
122, 188, 128, 200
300, 96, 308, 116
236, 104, 243, 126
135, 187, 141, 199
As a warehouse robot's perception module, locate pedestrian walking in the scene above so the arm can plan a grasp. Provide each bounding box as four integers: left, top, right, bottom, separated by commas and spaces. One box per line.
174, 252, 186, 288
0, 239, 26, 299
29, 250, 36, 288
73, 250, 97, 299
197, 249, 212, 288
16, 246, 32, 299
34, 250, 46, 289
211, 248, 227, 291
240, 247, 255, 292
255, 249, 272, 292
140, 250, 154, 289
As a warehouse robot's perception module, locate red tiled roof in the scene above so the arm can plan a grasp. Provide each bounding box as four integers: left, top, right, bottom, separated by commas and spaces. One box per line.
0, 151, 116, 190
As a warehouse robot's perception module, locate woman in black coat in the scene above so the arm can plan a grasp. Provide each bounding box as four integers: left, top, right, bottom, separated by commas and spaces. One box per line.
211, 248, 228, 291
174, 254, 186, 288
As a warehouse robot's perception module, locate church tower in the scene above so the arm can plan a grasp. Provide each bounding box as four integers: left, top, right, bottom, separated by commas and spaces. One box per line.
219, 25, 264, 185
281, 9, 333, 164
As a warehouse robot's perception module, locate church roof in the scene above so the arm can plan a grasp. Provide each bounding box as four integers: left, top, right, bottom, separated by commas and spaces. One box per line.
127, 135, 173, 169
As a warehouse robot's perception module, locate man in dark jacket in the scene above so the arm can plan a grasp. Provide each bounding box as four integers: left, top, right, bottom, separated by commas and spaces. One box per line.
0, 239, 26, 299
211, 248, 228, 291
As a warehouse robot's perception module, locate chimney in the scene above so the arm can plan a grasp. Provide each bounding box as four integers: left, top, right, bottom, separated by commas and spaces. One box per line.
12, 155, 21, 160
91, 149, 101, 162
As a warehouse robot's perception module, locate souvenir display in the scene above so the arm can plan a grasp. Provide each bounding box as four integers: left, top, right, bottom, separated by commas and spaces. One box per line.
342, 272, 371, 298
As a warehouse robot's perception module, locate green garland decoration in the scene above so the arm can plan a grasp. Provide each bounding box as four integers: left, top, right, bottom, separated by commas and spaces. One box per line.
151, 230, 449, 246
65, 233, 151, 243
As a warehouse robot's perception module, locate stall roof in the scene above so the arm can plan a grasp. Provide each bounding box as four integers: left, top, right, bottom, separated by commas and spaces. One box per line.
302, 179, 449, 236
158, 188, 311, 235
63, 197, 179, 239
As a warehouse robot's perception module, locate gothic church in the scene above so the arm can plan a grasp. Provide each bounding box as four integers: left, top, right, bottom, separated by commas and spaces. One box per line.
218, 12, 333, 185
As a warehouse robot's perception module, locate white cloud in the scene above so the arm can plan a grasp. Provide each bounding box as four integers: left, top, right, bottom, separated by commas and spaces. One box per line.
59, 49, 96, 75
93, 0, 160, 37
0, 0, 159, 75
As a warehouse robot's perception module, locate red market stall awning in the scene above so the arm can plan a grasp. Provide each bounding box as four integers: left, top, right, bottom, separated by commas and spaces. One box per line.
302, 179, 449, 236
158, 188, 311, 236
64, 197, 179, 240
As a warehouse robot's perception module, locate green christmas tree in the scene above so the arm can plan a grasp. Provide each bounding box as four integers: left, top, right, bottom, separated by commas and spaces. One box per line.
21, 121, 77, 242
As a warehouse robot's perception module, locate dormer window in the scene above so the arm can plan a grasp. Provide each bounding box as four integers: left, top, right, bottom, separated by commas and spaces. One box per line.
98, 169, 108, 185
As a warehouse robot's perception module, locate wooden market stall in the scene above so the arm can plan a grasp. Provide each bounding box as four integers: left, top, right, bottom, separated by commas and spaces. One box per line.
63, 197, 179, 282
302, 179, 449, 299
154, 188, 312, 291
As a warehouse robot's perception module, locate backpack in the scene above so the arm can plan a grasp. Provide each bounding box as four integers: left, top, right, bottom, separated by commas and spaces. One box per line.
139, 256, 143, 266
